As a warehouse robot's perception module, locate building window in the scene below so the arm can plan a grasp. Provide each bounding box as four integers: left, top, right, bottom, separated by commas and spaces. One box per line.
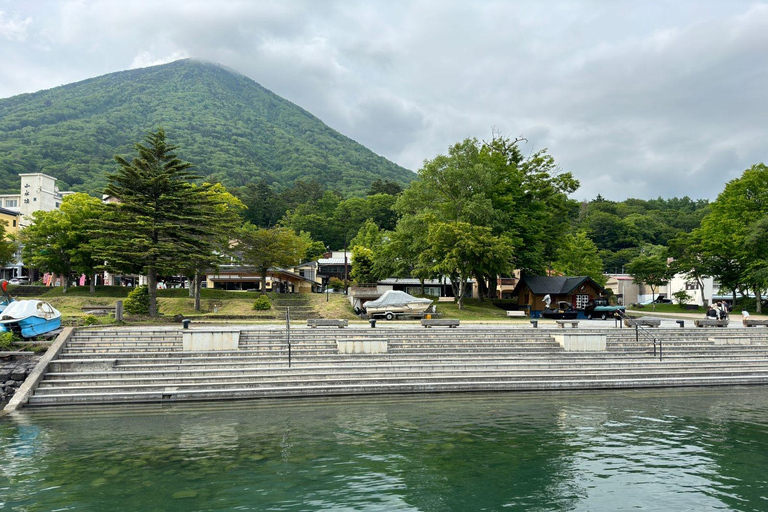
12, 220, 16, 227
685, 281, 699, 290
5, 199, 17, 208
576, 294, 590, 309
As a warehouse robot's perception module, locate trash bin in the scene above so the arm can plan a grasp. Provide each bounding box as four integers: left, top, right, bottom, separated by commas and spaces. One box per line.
182, 319, 191, 329
369, 319, 376, 328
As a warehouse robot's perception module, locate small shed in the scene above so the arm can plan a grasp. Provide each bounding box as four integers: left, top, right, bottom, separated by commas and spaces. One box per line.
511, 276, 607, 318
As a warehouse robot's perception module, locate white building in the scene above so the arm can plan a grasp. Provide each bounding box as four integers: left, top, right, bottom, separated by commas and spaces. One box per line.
660, 273, 720, 307
0, 173, 75, 228
0, 173, 74, 279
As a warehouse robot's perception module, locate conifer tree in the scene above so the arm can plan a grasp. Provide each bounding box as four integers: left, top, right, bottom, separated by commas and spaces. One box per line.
95, 128, 219, 316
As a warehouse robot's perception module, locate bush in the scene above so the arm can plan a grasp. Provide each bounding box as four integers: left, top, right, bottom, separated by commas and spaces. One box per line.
82, 314, 99, 326
0, 332, 13, 350
253, 295, 272, 311
673, 290, 691, 306
124, 285, 153, 315
328, 277, 344, 291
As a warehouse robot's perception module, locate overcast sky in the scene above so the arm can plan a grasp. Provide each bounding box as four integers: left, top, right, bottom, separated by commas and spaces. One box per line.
1, 1, 766, 201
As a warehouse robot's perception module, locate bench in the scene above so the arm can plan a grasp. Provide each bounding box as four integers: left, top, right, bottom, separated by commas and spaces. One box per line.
694, 319, 729, 328
624, 318, 662, 328
506, 310, 526, 317
421, 319, 460, 328
307, 319, 348, 328
81, 305, 116, 316
683, 304, 700, 310
437, 297, 455, 303
744, 319, 768, 327
555, 320, 579, 328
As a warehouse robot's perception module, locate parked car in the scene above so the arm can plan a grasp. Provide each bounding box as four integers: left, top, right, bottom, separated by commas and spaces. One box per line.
8, 277, 30, 285
584, 298, 625, 320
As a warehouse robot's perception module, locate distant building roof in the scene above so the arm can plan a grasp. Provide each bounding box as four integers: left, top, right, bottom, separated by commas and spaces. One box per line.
512, 276, 605, 296
318, 258, 347, 265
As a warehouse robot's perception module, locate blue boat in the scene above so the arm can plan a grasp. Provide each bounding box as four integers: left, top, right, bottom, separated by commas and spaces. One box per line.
0, 300, 62, 338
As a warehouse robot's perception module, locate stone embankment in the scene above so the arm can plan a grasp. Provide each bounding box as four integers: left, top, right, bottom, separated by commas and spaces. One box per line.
1, 355, 41, 405
8, 325, 768, 407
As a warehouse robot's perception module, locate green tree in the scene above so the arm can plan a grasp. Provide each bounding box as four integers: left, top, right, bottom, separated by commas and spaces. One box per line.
350, 246, 376, 284
0, 222, 18, 270
182, 183, 244, 311
236, 225, 309, 295
393, 135, 576, 297
552, 232, 606, 286
19, 193, 103, 293
95, 128, 220, 316
626, 252, 673, 310
19, 209, 73, 291
421, 222, 513, 309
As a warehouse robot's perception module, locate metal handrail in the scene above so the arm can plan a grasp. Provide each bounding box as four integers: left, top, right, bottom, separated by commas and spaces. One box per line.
616, 310, 663, 361
285, 307, 292, 367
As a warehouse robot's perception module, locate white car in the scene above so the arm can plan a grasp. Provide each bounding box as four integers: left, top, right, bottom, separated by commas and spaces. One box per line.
8, 277, 30, 285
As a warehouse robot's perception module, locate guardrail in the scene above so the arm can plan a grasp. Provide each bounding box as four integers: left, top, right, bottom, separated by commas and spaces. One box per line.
617, 311, 663, 361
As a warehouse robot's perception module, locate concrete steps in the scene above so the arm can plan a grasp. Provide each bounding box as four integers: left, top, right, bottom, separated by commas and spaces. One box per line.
24, 326, 768, 406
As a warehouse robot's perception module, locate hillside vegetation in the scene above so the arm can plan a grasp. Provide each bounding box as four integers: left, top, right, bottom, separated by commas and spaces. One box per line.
0, 59, 415, 196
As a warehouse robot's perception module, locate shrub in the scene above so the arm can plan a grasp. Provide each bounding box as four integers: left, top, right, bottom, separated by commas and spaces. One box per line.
328, 277, 344, 291
0, 332, 13, 350
124, 285, 153, 315
82, 314, 99, 326
253, 295, 272, 311
673, 290, 691, 306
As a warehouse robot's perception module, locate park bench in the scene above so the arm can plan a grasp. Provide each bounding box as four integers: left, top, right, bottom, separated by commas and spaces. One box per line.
555, 320, 579, 328
307, 319, 348, 328
81, 305, 116, 316
421, 319, 460, 328
683, 304, 700, 310
437, 297, 455, 303
506, 310, 526, 318
744, 319, 768, 327
624, 318, 662, 328
694, 319, 729, 328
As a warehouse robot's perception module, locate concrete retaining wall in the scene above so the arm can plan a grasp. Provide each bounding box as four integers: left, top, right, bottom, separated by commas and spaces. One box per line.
552, 333, 607, 351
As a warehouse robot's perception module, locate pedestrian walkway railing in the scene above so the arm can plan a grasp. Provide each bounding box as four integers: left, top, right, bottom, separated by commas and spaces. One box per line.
616, 311, 663, 361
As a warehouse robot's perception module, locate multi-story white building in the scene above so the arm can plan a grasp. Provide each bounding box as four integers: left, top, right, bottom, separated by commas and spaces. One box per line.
0, 173, 75, 228
0, 173, 74, 279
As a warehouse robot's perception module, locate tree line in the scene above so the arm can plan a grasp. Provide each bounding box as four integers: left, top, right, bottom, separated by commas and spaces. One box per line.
6, 128, 767, 315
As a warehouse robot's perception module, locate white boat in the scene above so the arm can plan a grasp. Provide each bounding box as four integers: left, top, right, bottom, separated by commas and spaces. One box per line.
364, 290, 434, 320
0, 300, 62, 338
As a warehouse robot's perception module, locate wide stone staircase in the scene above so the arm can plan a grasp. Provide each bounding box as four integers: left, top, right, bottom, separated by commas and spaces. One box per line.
24, 327, 768, 406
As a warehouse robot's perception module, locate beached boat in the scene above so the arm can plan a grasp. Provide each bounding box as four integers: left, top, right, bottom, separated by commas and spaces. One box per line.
541, 300, 579, 320
364, 290, 434, 320
0, 300, 62, 338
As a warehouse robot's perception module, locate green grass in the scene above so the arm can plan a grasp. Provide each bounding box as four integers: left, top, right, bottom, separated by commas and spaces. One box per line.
433, 298, 511, 320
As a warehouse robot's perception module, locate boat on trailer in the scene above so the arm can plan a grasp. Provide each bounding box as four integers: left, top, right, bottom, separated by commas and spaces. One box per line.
0, 300, 62, 338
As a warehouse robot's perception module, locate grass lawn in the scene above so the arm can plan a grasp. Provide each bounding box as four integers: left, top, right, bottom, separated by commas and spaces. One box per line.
11, 286, 526, 325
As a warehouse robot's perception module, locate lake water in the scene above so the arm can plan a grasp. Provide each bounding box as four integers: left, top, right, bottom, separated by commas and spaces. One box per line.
1, 387, 767, 511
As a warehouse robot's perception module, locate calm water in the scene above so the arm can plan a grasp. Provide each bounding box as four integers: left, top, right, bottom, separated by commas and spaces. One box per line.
1, 387, 768, 511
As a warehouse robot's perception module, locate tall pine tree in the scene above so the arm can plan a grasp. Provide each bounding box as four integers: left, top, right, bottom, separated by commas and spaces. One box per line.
95, 128, 219, 316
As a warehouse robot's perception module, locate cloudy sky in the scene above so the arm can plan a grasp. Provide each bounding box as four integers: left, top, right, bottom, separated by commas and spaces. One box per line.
1, 1, 766, 201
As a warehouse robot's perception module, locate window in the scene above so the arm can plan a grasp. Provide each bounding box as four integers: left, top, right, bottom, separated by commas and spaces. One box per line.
12, 220, 16, 227
576, 294, 590, 309
5, 199, 17, 208
685, 281, 699, 290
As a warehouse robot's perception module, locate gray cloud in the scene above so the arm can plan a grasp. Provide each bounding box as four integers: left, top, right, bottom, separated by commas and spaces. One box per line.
1, 0, 766, 201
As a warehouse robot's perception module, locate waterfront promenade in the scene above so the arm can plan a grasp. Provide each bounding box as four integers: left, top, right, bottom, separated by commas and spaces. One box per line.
5, 319, 768, 409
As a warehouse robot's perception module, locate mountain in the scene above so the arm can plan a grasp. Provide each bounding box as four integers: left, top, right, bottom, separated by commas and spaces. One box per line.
0, 59, 415, 196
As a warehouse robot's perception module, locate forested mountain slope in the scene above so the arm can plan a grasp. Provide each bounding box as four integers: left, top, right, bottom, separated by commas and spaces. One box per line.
0, 59, 414, 195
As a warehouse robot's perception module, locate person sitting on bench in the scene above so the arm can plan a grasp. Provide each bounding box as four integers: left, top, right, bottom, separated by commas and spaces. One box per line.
706, 306, 718, 319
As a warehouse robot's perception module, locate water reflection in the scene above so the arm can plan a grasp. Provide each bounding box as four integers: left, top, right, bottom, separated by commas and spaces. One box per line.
0, 388, 766, 511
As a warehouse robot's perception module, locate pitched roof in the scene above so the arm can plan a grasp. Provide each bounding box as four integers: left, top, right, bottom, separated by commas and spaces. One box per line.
513, 276, 604, 295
